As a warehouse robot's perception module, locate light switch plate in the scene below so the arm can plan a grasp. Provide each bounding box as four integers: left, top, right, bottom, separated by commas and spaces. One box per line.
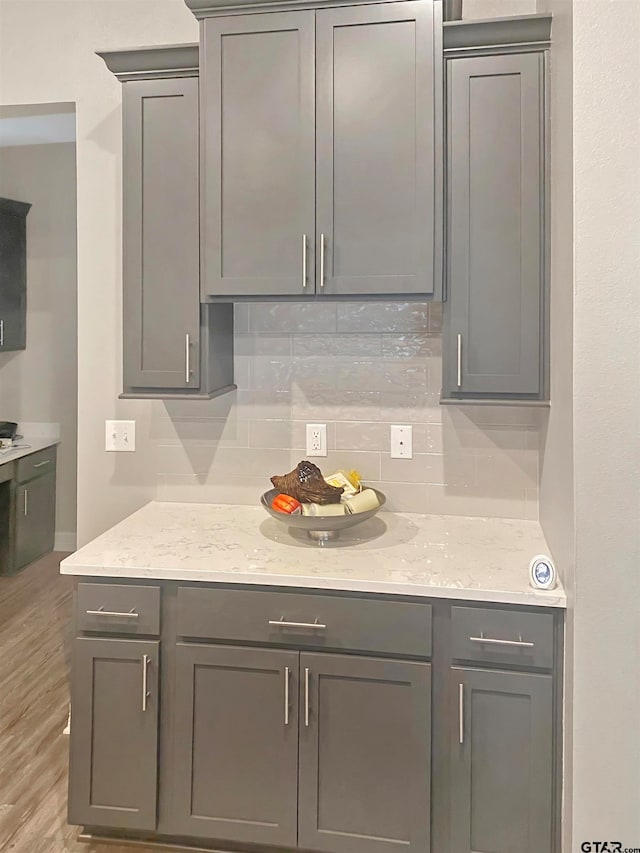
390, 424, 412, 459
105, 420, 136, 452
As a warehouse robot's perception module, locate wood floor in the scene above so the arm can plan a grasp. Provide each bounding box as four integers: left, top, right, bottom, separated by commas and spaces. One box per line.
0, 553, 170, 853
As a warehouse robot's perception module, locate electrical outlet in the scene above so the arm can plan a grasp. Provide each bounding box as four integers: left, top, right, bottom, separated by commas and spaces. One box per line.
105, 420, 136, 452
390, 424, 412, 459
306, 423, 327, 457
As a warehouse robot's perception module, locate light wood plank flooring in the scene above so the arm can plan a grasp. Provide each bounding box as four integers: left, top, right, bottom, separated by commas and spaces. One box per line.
0, 552, 169, 853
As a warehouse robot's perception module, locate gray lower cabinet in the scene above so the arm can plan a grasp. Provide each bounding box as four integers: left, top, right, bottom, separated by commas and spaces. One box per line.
451, 666, 553, 853
0, 197, 31, 352
316, 1, 440, 297
443, 51, 546, 401
298, 652, 431, 853
68, 637, 159, 831
14, 470, 56, 570
171, 643, 299, 847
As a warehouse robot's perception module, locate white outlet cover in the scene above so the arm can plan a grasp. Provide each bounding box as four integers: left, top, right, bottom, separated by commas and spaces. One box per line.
105, 419, 136, 452
306, 423, 327, 457
390, 424, 413, 459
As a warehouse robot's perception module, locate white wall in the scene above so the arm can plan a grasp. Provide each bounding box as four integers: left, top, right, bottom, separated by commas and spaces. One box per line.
462, 0, 536, 18
0, 140, 78, 543
0, 0, 199, 544
571, 0, 640, 846
535, 0, 575, 847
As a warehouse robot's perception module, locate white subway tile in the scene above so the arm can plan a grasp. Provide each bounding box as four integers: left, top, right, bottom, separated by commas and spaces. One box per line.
337, 302, 429, 333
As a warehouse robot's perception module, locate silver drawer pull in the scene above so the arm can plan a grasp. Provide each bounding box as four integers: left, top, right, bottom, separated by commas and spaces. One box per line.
304, 667, 310, 727
284, 666, 290, 726
86, 607, 140, 619
469, 633, 534, 648
142, 654, 150, 712
33, 460, 50, 468
269, 618, 327, 630
458, 682, 464, 744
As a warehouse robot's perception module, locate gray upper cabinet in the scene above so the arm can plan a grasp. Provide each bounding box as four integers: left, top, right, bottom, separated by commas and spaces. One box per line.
316, 1, 440, 297
0, 197, 31, 352
451, 666, 553, 853
201, 12, 316, 298
171, 643, 299, 847
99, 45, 235, 400
298, 652, 431, 853
443, 50, 547, 401
68, 637, 159, 831
199, 0, 441, 300
122, 76, 201, 391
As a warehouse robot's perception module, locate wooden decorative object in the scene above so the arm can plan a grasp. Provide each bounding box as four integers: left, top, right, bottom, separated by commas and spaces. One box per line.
270, 461, 344, 505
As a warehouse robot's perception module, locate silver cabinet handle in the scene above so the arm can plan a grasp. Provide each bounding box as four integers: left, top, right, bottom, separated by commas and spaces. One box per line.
457, 333, 462, 388
0, 319, 4, 347
284, 666, 290, 726
33, 460, 50, 468
304, 667, 310, 727
269, 618, 327, 630
185, 333, 191, 384
469, 634, 535, 648
24, 489, 28, 516
86, 607, 140, 619
142, 654, 150, 712
302, 234, 307, 289
319, 233, 326, 289
459, 682, 464, 744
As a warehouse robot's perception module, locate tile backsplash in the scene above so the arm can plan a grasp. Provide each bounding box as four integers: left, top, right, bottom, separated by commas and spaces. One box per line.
151, 302, 543, 519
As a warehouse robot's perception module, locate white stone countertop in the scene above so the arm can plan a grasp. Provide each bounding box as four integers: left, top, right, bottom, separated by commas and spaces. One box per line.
0, 436, 59, 466
60, 501, 566, 608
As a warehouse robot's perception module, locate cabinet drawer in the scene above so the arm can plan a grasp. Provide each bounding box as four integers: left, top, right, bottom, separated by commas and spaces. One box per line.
451, 606, 554, 669
76, 583, 160, 636
15, 445, 57, 483
177, 587, 432, 658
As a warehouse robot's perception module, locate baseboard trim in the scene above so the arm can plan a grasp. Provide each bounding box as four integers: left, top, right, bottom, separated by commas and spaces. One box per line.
77, 834, 235, 853
55, 532, 77, 552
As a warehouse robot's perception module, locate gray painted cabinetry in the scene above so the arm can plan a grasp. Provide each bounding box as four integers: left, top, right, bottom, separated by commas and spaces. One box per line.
200, 0, 441, 299
0, 197, 31, 352
99, 46, 235, 400
68, 637, 159, 831
0, 445, 57, 575
443, 43, 548, 401
68, 581, 562, 853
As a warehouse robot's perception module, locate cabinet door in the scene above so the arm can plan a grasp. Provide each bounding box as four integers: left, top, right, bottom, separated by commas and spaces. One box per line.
0, 199, 30, 352
445, 53, 544, 397
316, 1, 439, 297
68, 638, 159, 830
451, 667, 553, 853
298, 653, 431, 853
123, 77, 200, 390
14, 470, 56, 571
201, 12, 315, 297
171, 643, 299, 847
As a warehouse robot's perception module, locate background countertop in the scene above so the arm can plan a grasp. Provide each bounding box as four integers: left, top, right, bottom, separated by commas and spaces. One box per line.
0, 436, 59, 466
60, 501, 565, 608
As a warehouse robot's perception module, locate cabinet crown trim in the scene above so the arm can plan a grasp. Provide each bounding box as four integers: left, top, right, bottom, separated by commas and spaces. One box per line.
97, 44, 199, 81
443, 13, 551, 52
184, 0, 429, 19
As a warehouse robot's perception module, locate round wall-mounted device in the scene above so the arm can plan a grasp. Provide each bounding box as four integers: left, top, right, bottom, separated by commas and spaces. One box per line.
529, 554, 557, 590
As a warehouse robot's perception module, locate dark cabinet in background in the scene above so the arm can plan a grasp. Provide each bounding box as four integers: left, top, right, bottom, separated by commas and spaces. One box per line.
98, 45, 235, 400
443, 48, 547, 401
68, 637, 159, 831
0, 197, 31, 352
14, 470, 56, 570
199, 0, 442, 299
